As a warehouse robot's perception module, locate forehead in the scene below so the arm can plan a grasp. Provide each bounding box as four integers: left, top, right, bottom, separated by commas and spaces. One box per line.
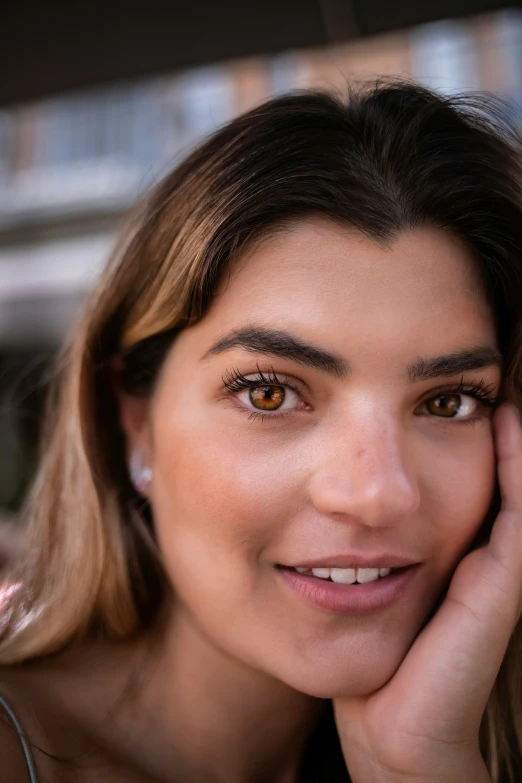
169, 217, 497, 387
211, 217, 492, 332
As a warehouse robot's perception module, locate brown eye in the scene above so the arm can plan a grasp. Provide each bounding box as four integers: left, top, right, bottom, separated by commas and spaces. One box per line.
250, 385, 285, 411
426, 393, 464, 418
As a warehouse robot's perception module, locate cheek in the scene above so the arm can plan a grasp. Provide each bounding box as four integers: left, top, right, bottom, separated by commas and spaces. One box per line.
422, 426, 496, 564
150, 409, 302, 591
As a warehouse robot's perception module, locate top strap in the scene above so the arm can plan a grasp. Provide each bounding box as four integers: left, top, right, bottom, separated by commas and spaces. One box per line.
0, 693, 38, 783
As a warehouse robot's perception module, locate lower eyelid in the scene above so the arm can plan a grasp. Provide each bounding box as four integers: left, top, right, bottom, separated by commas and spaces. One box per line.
227, 399, 296, 422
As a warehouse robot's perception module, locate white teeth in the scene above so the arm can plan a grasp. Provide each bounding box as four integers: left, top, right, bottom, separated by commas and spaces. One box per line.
295, 566, 393, 583
311, 567, 331, 579
330, 568, 357, 584
356, 568, 380, 584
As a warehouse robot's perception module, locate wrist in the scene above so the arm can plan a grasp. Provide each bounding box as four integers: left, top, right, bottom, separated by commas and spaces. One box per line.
347, 751, 491, 783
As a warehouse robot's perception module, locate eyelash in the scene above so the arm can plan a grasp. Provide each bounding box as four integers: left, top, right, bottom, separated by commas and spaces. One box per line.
222, 365, 304, 423
221, 367, 500, 424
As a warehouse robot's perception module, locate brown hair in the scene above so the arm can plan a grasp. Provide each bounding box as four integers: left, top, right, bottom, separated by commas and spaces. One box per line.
2, 80, 522, 781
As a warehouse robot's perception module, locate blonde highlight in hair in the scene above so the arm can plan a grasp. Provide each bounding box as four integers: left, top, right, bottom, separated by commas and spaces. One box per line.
2, 80, 522, 780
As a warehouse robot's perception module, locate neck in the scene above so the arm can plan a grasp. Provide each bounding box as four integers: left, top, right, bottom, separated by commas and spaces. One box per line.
27, 609, 327, 783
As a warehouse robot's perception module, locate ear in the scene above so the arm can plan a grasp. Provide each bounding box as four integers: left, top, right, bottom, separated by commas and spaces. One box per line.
107, 358, 153, 465
115, 389, 152, 464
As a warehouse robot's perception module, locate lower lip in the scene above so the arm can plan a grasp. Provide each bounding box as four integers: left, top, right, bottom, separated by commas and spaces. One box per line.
277, 565, 421, 614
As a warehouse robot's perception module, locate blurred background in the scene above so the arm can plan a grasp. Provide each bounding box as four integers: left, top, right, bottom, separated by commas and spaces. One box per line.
1, 1, 521, 521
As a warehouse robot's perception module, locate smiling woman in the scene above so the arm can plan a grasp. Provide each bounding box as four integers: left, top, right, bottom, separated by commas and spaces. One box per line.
0, 81, 522, 783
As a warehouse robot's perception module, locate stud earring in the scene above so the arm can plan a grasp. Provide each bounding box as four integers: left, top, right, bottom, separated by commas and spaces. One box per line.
129, 450, 152, 494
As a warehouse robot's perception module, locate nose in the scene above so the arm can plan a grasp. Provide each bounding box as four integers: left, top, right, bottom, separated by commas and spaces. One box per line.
309, 411, 421, 528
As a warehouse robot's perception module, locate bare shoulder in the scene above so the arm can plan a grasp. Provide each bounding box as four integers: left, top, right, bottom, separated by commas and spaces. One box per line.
0, 689, 33, 782
0, 662, 89, 783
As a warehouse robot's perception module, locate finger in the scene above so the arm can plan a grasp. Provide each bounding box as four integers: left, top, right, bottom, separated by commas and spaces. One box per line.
363, 551, 517, 747
489, 402, 522, 560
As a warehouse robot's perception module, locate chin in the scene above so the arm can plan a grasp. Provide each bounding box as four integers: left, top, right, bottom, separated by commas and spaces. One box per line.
278, 647, 406, 700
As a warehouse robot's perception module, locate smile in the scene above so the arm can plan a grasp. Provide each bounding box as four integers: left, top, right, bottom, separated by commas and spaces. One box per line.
293, 566, 394, 584
276, 564, 420, 614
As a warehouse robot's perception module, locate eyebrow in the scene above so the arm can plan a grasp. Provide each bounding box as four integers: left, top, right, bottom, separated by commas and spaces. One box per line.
203, 326, 348, 378
407, 347, 503, 381
202, 326, 502, 382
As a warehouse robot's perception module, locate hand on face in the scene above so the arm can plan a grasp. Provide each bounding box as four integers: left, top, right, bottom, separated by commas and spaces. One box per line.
333, 401, 522, 782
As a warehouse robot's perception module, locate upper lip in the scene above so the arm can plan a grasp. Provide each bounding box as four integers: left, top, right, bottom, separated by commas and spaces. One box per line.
284, 554, 420, 570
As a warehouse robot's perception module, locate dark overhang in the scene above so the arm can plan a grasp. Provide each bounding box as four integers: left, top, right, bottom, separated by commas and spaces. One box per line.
1, 0, 519, 107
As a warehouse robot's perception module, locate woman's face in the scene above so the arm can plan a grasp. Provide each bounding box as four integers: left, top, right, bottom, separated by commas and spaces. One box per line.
134, 218, 502, 697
